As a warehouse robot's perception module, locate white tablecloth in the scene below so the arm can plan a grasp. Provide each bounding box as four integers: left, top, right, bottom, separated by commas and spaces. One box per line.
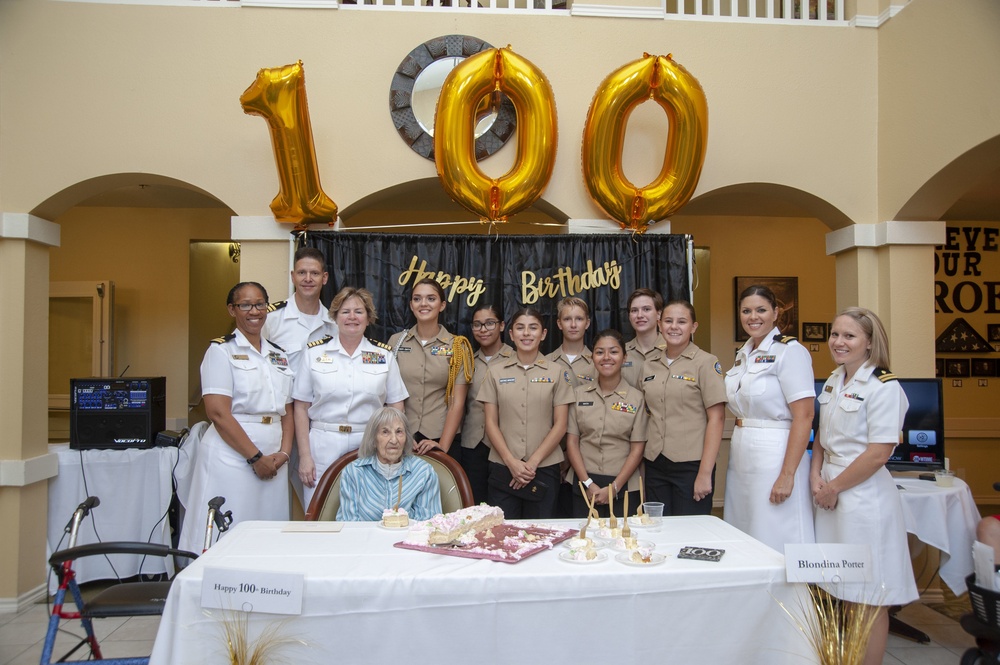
896, 476, 980, 594
150, 517, 819, 665
46, 444, 178, 591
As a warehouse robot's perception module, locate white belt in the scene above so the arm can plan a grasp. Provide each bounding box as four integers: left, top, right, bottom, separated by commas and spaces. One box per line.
312, 422, 362, 434
233, 413, 280, 425
734, 418, 791, 430
823, 452, 852, 467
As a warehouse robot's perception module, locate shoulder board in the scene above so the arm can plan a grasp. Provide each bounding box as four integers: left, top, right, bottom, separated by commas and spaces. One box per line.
773, 334, 797, 344
266, 300, 288, 314
308, 335, 333, 349
875, 368, 898, 383
211, 333, 236, 344
367, 337, 393, 351
267, 340, 286, 352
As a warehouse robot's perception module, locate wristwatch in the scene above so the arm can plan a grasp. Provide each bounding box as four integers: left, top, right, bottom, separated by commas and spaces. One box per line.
582, 478, 594, 488
246, 451, 263, 465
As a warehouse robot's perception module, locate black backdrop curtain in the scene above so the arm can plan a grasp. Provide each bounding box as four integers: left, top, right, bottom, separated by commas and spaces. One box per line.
300, 232, 691, 354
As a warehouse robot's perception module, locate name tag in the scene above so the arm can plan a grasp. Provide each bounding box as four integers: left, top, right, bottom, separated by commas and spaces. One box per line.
398, 346, 411, 353
824, 385, 833, 393
784, 544, 872, 584
622, 361, 633, 367
610, 401, 637, 414
202, 567, 304, 615
577, 401, 594, 407
499, 377, 516, 384
530, 377, 553, 383
361, 351, 386, 364
754, 355, 776, 364
430, 345, 453, 356
643, 375, 655, 382
232, 354, 249, 361
317, 354, 333, 364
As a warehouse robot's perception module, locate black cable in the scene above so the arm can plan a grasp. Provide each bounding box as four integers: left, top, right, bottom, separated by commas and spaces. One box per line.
138, 436, 186, 578
77, 449, 121, 582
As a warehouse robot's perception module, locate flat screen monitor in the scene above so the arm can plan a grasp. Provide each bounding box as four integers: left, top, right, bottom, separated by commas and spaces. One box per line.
809, 377, 945, 471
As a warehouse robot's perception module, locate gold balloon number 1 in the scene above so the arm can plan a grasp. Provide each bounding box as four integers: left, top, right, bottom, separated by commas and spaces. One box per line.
240, 60, 338, 228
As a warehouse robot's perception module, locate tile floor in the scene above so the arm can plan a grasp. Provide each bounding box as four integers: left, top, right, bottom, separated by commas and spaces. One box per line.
0, 596, 981, 664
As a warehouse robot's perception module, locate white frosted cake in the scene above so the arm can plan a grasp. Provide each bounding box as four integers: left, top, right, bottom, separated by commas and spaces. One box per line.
382, 507, 409, 528
426, 505, 504, 545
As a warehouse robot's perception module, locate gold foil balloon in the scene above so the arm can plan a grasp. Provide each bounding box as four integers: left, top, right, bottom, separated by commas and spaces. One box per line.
582, 53, 708, 233
240, 61, 338, 228
435, 47, 557, 222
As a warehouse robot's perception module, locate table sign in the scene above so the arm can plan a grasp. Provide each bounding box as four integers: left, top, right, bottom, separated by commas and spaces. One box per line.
201, 567, 304, 615
784, 544, 872, 584
677, 546, 725, 562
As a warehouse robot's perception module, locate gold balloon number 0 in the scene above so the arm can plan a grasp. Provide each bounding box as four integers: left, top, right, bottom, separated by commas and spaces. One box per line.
582, 54, 708, 233
240, 61, 338, 228
434, 48, 558, 223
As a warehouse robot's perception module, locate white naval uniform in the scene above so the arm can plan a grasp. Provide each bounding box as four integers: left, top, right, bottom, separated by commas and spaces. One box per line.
815, 363, 918, 606
724, 328, 816, 551
179, 329, 293, 555
292, 335, 408, 507
262, 296, 337, 366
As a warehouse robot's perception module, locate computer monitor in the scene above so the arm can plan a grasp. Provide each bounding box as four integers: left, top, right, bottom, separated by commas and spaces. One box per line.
809, 377, 945, 471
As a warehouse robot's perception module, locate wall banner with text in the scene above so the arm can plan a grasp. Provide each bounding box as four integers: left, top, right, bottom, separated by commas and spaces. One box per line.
302, 232, 692, 353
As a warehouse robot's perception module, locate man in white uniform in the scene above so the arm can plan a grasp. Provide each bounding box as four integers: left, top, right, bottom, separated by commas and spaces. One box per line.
262, 247, 337, 363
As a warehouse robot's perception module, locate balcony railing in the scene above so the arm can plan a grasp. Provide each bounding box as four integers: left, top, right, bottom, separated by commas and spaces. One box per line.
62, 0, 869, 24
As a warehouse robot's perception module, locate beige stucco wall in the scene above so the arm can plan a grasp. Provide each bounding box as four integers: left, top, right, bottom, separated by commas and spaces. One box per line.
1, 0, 881, 226
877, 0, 1000, 221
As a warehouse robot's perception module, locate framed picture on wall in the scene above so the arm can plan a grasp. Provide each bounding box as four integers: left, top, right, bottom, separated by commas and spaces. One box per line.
935, 358, 944, 378
971, 358, 996, 377
734, 276, 799, 342
945, 359, 970, 378
802, 322, 828, 342
988, 324, 1000, 343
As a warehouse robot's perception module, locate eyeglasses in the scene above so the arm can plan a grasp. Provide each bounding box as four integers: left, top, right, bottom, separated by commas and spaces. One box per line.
233, 303, 268, 312
471, 320, 500, 331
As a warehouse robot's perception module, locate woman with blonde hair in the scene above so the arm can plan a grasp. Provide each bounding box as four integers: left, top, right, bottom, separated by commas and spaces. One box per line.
811, 307, 916, 665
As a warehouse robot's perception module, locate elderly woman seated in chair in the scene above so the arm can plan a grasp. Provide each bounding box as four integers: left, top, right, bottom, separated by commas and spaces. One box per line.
337, 407, 442, 521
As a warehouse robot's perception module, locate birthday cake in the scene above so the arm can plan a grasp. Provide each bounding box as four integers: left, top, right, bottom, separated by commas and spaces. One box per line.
382, 507, 409, 528
426, 505, 504, 545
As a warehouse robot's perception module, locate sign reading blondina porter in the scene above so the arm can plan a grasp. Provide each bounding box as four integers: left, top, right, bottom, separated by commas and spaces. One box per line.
201, 567, 304, 615
302, 232, 692, 352
784, 544, 872, 584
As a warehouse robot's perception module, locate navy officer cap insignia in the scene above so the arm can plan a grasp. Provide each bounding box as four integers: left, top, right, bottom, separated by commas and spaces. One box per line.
266, 299, 288, 314
308, 336, 333, 348
773, 334, 797, 344
211, 333, 236, 344
875, 368, 898, 383
368, 337, 393, 351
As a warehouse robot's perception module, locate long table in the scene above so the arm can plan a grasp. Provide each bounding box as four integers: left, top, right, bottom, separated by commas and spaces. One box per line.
150, 516, 818, 664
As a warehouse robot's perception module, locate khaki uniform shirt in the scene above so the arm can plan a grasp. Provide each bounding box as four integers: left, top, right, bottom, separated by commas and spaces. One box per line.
388, 325, 469, 439
566, 379, 648, 491
545, 346, 596, 388
477, 356, 575, 468
461, 343, 514, 449
640, 342, 727, 463
622, 332, 666, 387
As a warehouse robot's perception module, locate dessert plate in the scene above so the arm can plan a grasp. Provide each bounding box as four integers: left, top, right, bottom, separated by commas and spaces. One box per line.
609, 538, 654, 552
377, 522, 410, 531
561, 536, 608, 550
558, 549, 609, 564
626, 516, 658, 529
615, 551, 666, 566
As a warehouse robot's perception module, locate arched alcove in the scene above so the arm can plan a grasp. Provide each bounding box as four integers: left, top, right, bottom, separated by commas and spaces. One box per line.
339, 177, 569, 234
41, 173, 237, 433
